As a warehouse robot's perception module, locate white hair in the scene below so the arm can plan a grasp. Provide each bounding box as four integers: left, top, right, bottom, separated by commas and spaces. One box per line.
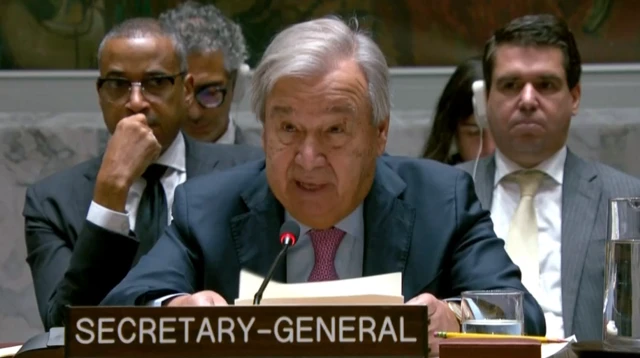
251, 16, 390, 125
159, 1, 248, 73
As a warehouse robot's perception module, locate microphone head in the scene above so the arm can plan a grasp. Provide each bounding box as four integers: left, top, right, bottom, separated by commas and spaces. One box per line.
279, 220, 300, 246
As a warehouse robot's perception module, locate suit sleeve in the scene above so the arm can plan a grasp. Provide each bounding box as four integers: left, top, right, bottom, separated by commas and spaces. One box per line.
449, 171, 547, 336
101, 184, 200, 306
23, 185, 138, 330
227, 145, 264, 166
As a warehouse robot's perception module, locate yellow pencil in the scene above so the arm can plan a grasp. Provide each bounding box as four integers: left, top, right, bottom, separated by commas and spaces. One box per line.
434, 332, 567, 344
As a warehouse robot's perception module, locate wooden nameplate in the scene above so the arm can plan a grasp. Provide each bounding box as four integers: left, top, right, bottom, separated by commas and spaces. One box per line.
64, 305, 429, 357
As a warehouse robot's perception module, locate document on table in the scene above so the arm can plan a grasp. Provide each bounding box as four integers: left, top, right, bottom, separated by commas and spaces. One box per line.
542, 335, 577, 358
234, 270, 404, 306
0, 345, 21, 358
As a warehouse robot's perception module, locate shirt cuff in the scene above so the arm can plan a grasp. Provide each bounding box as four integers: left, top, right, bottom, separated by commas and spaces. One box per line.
148, 293, 187, 307
86, 201, 130, 235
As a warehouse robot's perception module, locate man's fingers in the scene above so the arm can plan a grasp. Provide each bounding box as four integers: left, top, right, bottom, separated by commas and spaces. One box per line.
407, 294, 440, 316
195, 291, 228, 306
210, 292, 229, 306
167, 291, 228, 307
129, 113, 147, 123
427, 300, 439, 317
406, 296, 424, 305
189, 294, 212, 306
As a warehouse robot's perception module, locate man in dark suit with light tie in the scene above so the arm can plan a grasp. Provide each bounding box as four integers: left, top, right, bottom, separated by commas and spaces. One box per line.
458, 14, 640, 341
102, 17, 546, 355
24, 18, 263, 330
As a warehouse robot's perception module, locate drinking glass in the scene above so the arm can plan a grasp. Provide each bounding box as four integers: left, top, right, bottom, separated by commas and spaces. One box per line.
461, 290, 524, 335
604, 197, 640, 349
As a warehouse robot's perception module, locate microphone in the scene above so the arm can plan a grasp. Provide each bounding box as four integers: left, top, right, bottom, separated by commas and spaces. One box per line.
253, 221, 300, 305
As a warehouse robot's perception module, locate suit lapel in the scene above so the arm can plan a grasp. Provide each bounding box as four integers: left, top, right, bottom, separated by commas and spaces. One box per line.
234, 126, 246, 145
362, 160, 415, 294
560, 151, 601, 336
474, 156, 495, 210
229, 166, 286, 282
183, 134, 220, 177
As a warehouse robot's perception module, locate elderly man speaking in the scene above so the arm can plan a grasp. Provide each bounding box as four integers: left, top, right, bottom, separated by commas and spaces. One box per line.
102, 17, 546, 354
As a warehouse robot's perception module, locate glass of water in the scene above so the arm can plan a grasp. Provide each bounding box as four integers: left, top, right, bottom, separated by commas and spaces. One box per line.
461, 290, 524, 335
603, 197, 640, 350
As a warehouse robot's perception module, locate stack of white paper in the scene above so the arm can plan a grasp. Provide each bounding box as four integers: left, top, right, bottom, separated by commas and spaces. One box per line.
0, 345, 21, 358
541, 335, 577, 358
234, 270, 404, 306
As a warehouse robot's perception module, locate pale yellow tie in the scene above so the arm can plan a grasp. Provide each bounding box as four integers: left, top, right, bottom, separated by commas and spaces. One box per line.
505, 170, 545, 296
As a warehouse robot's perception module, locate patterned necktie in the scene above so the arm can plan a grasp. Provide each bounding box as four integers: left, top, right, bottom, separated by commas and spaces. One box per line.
505, 170, 545, 296
132, 164, 168, 265
307, 227, 346, 282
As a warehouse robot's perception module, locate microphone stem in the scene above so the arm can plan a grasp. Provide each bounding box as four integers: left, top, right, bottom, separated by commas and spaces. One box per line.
253, 243, 291, 305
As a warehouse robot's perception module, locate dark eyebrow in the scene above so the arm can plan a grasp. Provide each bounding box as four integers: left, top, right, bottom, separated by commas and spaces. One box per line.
144, 71, 172, 77
103, 71, 126, 78
538, 74, 563, 82
495, 75, 518, 83
102, 70, 173, 79
196, 81, 225, 89
496, 73, 563, 83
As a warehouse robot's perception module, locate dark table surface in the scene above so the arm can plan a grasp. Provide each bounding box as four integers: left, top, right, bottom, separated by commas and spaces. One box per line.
572, 341, 640, 357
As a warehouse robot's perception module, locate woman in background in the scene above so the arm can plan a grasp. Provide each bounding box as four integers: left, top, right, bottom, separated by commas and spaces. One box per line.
421, 57, 495, 164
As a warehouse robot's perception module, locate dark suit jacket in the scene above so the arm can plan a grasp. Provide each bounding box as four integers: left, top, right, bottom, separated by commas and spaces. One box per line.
458, 150, 640, 340
234, 125, 248, 145
24, 134, 264, 330
102, 156, 546, 336
234, 125, 261, 147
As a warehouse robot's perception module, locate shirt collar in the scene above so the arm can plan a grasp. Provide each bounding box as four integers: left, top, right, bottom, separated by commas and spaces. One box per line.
155, 131, 186, 173
494, 146, 567, 187
215, 116, 236, 145
285, 204, 364, 239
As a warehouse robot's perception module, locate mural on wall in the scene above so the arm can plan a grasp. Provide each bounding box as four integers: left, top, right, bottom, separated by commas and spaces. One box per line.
0, 0, 638, 70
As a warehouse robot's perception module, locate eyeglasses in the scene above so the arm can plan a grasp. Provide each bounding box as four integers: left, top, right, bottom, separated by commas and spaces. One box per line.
96, 72, 186, 104
195, 84, 228, 109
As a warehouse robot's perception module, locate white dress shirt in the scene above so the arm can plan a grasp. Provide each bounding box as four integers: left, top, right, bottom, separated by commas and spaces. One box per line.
215, 117, 236, 145
490, 146, 567, 339
86, 132, 187, 235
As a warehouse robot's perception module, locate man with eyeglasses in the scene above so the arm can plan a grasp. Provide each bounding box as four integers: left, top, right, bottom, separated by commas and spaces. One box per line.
23, 17, 263, 330
160, 1, 258, 145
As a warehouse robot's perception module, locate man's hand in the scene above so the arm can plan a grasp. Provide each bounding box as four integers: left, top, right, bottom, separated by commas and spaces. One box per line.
166, 291, 228, 306
94, 114, 162, 212
407, 293, 460, 357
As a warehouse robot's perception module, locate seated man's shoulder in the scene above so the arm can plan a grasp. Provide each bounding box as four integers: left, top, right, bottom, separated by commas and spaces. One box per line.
187, 139, 264, 162
27, 157, 102, 197
587, 159, 640, 192
181, 159, 265, 199
379, 155, 470, 194
456, 157, 488, 174
380, 155, 467, 180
